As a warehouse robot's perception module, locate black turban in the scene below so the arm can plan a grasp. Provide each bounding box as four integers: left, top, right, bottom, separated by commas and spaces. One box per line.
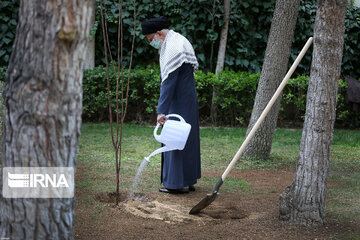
141, 16, 170, 35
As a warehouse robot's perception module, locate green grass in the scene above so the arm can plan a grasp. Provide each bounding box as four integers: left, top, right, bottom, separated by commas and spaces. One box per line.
327, 172, 360, 222
77, 124, 298, 193
76, 123, 360, 224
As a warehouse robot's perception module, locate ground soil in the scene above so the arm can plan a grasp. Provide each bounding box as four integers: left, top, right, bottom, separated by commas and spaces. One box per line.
74, 169, 360, 240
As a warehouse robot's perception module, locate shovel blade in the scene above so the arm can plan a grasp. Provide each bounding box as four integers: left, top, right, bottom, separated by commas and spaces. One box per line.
189, 178, 223, 215
189, 192, 218, 215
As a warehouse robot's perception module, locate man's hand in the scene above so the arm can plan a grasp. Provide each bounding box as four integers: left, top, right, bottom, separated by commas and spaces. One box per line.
157, 114, 167, 125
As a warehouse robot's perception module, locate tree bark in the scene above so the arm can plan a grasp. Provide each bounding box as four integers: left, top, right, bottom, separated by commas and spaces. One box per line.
279, 0, 347, 225
0, 0, 93, 239
215, 0, 230, 74
243, 0, 300, 159
211, 0, 231, 125
84, 0, 96, 70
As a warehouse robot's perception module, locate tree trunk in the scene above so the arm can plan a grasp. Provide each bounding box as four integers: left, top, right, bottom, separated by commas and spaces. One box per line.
279, 0, 347, 225
209, 0, 217, 73
84, 0, 96, 70
210, 0, 231, 125
243, 0, 300, 159
215, 0, 230, 74
0, 1, 93, 239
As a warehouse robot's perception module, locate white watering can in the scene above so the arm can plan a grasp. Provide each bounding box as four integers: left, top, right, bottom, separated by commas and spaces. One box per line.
144, 114, 191, 162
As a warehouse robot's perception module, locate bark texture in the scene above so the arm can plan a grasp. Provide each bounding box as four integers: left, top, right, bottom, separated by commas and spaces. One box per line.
211, 0, 231, 125
83, 0, 96, 70
0, 0, 93, 239
279, 0, 347, 225
243, 0, 300, 159
215, 0, 230, 74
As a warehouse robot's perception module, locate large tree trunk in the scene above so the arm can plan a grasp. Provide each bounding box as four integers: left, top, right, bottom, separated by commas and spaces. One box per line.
210, 0, 231, 125
243, 0, 300, 159
279, 0, 347, 225
0, 1, 93, 239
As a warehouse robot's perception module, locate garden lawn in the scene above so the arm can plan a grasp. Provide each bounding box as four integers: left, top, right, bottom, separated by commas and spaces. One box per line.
77, 123, 360, 230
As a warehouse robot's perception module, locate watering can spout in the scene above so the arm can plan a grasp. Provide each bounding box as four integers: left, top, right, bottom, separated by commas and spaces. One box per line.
146, 146, 172, 160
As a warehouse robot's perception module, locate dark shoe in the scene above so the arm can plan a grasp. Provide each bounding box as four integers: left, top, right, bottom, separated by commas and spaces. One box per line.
188, 185, 195, 192
159, 188, 189, 194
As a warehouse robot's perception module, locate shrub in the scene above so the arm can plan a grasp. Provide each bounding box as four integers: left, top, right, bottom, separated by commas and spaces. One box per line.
82, 65, 359, 128
82, 65, 161, 122
195, 70, 259, 125
216, 71, 259, 125
281, 75, 360, 128
0, 66, 358, 128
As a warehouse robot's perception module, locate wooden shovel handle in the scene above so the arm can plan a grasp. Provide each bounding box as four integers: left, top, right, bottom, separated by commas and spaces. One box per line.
221, 37, 314, 181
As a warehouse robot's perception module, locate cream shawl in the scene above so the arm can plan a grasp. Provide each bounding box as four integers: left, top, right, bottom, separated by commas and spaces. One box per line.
159, 30, 198, 82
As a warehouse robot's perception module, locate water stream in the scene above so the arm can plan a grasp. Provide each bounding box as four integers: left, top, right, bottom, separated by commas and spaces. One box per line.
128, 158, 149, 200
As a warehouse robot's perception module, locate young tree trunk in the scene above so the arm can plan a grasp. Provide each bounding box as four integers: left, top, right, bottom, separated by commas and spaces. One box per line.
0, 1, 93, 239
210, 0, 231, 125
279, 0, 347, 225
215, 0, 230, 74
209, 0, 217, 73
84, 0, 96, 70
243, 0, 300, 159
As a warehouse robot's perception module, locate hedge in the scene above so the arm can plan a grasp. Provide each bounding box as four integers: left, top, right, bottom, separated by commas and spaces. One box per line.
82, 65, 161, 123
0, 66, 359, 128
82, 65, 359, 128
82, 65, 260, 125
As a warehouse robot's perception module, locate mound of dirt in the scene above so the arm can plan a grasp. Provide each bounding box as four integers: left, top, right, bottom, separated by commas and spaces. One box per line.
121, 200, 211, 224
96, 191, 249, 224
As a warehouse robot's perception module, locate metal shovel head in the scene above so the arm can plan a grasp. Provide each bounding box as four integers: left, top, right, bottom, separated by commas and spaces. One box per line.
189, 178, 223, 215
189, 191, 219, 215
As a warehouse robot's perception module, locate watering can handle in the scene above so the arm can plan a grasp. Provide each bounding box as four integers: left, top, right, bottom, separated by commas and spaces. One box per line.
153, 123, 161, 141
165, 114, 185, 122
153, 114, 186, 140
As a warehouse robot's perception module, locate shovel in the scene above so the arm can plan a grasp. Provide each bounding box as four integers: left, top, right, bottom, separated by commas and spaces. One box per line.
189, 37, 314, 215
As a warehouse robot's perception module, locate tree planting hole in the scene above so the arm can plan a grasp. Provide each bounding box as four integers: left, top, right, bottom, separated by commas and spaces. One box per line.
203, 208, 248, 220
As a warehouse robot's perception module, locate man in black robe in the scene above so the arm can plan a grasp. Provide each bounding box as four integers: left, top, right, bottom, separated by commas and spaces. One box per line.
141, 16, 201, 193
